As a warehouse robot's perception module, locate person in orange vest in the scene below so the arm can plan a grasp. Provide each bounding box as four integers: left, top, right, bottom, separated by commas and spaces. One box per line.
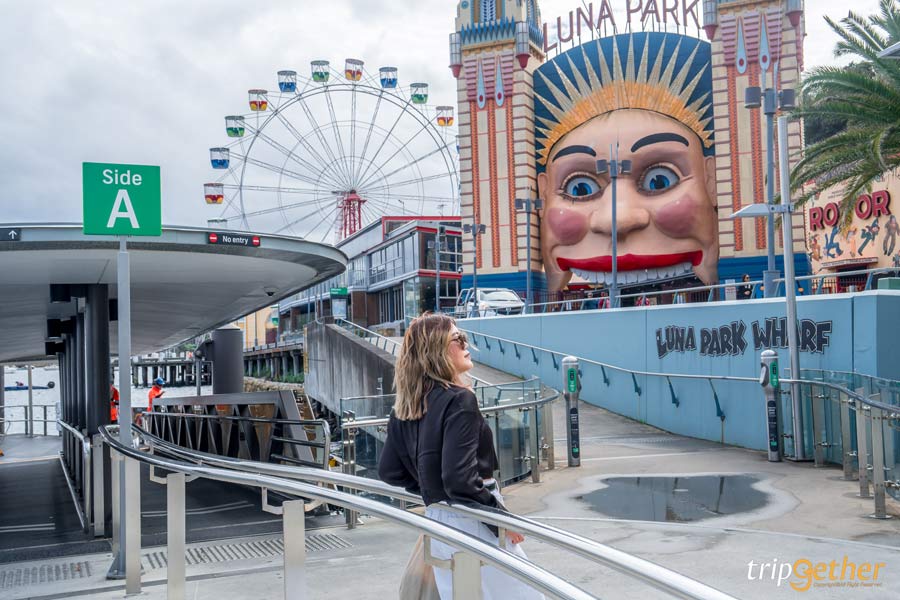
148, 377, 165, 411
110, 384, 120, 423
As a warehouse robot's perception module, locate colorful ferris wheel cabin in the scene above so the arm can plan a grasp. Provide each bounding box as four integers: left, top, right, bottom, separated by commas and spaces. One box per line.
209, 147, 230, 169
248, 89, 268, 111
311, 60, 330, 83
204, 183, 224, 205
379, 67, 398, 89
410, 82, 428, 104
278, 70, 297, 93
345, 59, 364, 81
436, 106, 454, 127
225, 115, 245, 138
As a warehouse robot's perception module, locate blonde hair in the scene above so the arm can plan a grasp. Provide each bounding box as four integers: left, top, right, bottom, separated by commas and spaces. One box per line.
393, 313, 457, 420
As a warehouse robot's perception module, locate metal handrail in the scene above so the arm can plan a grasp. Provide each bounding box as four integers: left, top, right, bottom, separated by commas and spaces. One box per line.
335, 318, 492, 386
342, 388, 561, 430
780, 378, 899, 414
459, 329, 757, 385
100, 425, 595, 600
141, 427, 735, 600
339, 376, 543, 403
58, 418, 88, 442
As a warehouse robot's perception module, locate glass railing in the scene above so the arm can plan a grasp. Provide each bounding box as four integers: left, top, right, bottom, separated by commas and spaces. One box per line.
338, 378, 556, 487
791, 371, 900, 508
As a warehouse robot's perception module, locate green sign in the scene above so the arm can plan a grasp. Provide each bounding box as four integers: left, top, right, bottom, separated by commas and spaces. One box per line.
566, 367, 578, 393
769, 361, 779, 388
330, 287, 348, 296
83, 162, 161, 236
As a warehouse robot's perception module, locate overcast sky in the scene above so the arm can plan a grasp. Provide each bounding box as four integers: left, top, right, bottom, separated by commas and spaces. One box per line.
0, 0, 882, 231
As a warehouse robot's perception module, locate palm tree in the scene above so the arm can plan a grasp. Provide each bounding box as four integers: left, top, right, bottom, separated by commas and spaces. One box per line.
791, 0, 900, 222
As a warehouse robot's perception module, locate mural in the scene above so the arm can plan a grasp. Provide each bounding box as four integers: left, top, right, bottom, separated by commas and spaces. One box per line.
533, 33, 717, 293
805, 171, 898, 274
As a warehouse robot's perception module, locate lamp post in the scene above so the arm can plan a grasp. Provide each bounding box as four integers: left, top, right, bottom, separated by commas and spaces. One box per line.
515, 191, 543, 313
745, 83, 796, 297
596, 150, 632, 309
462, 222, 486, 316
731, 115, 804, 459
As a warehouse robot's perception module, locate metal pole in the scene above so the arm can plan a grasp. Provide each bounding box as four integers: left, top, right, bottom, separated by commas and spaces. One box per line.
27, 365, 34, 437
763, 89, 778, 297
778, 115, 803, 460
283, 499, 307, 599
109, 236, 135, 582
167, 472, 186, 599
525, 201, 533, 314
472, 228, 479, 317
0, 367, 5, 435
610, 149, 619, 309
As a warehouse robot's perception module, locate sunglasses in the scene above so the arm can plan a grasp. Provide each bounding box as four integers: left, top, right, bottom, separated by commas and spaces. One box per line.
450, 332, 468, 349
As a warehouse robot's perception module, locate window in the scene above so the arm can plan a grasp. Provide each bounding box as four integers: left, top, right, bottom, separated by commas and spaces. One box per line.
480, 0, 496, 22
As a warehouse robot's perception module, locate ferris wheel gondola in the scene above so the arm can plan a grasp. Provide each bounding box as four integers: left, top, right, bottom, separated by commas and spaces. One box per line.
204, 59, 459, 242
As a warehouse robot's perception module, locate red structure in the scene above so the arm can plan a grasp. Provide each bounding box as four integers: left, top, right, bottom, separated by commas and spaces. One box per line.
339, 191, 366, 240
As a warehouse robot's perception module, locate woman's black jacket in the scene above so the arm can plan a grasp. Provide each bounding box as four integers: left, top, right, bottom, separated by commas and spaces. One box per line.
378, 383, 501, 511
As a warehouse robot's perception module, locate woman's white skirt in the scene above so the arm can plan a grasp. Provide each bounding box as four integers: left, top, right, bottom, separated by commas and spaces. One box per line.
424, 504, 546, 600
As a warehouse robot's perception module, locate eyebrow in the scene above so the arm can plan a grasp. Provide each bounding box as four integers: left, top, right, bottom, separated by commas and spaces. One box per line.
630, 133, 690, 153
551, 145, 596, 161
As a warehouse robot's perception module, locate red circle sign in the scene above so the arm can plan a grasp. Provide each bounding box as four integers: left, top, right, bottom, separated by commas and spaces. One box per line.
208, 233, 218, 243
252, 236, 260, 247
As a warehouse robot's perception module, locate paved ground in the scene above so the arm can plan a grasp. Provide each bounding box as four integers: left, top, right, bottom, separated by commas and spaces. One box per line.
3, 382, 899, 599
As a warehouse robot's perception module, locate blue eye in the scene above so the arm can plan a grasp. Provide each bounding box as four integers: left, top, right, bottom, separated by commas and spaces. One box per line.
640, 166, 680, 193
563, 176, 600, 199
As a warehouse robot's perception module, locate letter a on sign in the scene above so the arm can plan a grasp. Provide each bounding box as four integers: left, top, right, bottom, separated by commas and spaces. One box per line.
107, 189, 141, 228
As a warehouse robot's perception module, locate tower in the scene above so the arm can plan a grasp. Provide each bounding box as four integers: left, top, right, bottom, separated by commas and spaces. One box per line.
703, 0, 807, 279
451, 0, 546, 294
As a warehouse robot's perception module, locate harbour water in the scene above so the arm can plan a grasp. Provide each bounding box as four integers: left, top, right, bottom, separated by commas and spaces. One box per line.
2, 364, 212, 436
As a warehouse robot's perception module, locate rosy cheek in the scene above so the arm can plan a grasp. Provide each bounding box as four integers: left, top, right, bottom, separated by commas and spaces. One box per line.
654, 194, 705, 238
546, 207, 589, 245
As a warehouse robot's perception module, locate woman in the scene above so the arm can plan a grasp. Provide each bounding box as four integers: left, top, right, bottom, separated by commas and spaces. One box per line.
738, 274, 753, 301
378, 313, 542, 600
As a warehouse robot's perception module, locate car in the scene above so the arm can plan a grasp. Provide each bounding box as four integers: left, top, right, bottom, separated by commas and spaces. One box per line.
454, 288, 525, 317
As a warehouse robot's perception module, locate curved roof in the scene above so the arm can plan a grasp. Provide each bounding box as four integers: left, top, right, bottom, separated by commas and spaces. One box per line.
0, 223, 347, 363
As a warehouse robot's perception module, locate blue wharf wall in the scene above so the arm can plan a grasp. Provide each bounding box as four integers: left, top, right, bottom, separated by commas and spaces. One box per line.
458, 291, 900, 451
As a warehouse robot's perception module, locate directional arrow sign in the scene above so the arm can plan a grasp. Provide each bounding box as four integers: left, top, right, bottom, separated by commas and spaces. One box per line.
0, 228, 22, 241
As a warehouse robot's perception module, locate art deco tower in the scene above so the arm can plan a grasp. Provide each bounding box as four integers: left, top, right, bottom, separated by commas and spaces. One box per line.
450, 0, 546, 293
703, 0, 807, 278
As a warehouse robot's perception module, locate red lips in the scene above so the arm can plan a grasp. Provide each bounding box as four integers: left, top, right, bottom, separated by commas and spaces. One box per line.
557, 251, 703, 272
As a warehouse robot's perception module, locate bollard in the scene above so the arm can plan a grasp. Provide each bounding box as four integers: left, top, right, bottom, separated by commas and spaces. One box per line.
562, 356, 581, 467
760, 350, 782, 462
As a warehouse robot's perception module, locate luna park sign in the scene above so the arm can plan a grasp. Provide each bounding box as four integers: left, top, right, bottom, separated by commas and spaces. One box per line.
544, 0, 705, 52
656, 318, 833, 359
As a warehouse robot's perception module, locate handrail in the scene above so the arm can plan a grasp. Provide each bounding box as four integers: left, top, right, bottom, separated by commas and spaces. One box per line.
342, 388, 561, 430
334, 318, 493, 386
100, 425, 595, 600
339, 376, 542, 403
780, 378, 899, 414
141, 427, 735, 600
459, 329, 757, 384
58, 418, 88, 442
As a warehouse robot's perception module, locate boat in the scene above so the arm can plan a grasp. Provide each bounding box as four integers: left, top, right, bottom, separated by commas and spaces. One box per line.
3, 381, 55, 391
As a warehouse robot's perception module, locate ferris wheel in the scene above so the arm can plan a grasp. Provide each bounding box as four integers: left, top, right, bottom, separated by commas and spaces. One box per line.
203, 59, 459, 242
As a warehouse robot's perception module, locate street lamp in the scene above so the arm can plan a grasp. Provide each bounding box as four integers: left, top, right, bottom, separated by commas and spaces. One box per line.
732, 114, 803, 459
515, 191, 543, 313
745, 83, 796, 297
462, 222, 486, 316
596, 152, 632, 308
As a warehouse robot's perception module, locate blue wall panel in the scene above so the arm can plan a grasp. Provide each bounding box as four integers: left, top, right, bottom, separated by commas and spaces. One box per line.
460, 292, 899, 451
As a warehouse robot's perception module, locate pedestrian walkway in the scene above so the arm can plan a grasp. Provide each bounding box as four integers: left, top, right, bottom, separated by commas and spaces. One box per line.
3, 396, 898, 599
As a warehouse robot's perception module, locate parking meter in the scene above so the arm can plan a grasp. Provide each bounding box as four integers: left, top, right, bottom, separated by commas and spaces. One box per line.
760, 350, 782, 462
562, 356, 581, 467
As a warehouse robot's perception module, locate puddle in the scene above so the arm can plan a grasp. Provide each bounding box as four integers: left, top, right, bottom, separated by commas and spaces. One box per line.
577, 475, 767, 523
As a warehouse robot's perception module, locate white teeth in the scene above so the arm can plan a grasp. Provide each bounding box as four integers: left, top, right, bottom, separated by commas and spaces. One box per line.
568, 262, 694, 286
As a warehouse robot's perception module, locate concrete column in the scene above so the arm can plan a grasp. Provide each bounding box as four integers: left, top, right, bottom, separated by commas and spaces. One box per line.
85, 284, 110, 435
292, 352, 300, 375
256, 358, 263, 376
281, 355, 289, 378
76, 313, 86, 430
211, 327, 244, 394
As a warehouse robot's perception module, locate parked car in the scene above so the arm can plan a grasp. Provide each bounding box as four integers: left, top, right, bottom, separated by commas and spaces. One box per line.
454, 288, 525, 317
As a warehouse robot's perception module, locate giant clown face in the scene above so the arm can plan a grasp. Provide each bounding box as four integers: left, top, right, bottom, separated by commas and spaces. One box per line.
538, 109, 718, 292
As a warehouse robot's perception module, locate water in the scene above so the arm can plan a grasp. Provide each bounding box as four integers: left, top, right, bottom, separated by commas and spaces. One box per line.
2, 365, 211, 436
576, 475, 768, 523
